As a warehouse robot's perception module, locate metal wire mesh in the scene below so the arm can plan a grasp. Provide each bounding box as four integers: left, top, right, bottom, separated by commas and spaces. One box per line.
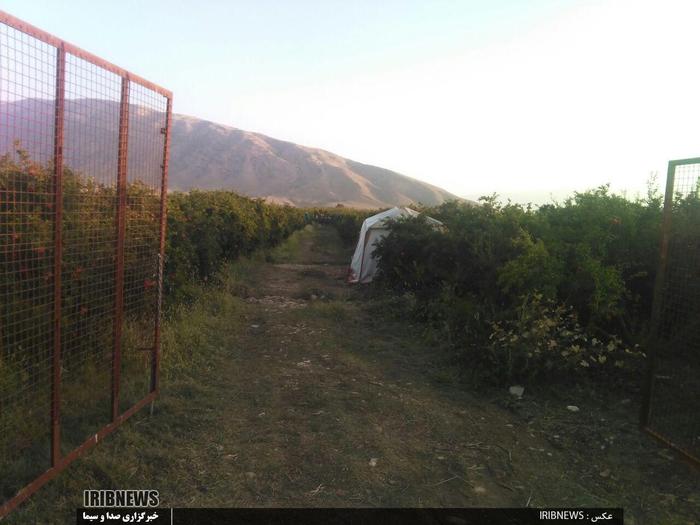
644, 159, 700, 464
0, 10, 171, 517
121, 83, 167, 411
0, 21, 57, 500
60, 54, 121, 453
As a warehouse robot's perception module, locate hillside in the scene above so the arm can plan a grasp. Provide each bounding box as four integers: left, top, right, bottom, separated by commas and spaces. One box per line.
168, 115, 457, 207
0, 99, 458, 208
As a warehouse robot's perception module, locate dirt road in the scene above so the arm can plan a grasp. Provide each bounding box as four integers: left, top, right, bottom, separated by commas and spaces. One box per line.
192, 225, 541, 508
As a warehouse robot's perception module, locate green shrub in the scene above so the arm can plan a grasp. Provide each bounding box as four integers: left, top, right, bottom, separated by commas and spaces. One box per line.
483, 294, 645, 385
372, 187, 666, 385
164, 191, 305, 303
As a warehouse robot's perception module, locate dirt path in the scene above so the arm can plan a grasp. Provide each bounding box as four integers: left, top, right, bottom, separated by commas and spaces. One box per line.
191, 226, 539, 507
145, 225, 611, 509
11, 225, 698, 524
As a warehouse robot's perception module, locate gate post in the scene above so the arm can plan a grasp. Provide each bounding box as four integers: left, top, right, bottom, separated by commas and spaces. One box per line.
640, 161, 675, 428
112, 76, 130, 422
152, 96, 172, 396
51, 43, 66, 468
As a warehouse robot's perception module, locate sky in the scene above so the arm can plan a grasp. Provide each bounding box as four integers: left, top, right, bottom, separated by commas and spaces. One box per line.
2, 0, 700, 204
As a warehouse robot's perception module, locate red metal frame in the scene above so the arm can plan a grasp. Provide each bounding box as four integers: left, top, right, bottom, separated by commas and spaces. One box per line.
0, 11, 171, 99
0, 391, 157, 517
152, 97, 172, 395
642, 426, 700, 468
0, 10, 172, 518
112, 77, 130, 422
51, 43, 66, 470
640, 158, 700, 469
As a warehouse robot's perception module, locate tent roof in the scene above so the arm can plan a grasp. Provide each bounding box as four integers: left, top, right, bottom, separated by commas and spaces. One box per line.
362, 207, 441, 230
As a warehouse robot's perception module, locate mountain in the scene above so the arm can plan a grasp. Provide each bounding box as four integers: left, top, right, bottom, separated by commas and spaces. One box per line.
170, 115, 458, 207
1, 99, 459, 208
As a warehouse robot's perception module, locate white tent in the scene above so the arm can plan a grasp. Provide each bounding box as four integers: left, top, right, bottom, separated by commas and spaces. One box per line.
347, 207, 442, 284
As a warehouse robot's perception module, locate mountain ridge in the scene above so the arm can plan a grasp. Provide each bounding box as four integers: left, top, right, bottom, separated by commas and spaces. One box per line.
0, 98, 460, 208
169, 113, 459, 208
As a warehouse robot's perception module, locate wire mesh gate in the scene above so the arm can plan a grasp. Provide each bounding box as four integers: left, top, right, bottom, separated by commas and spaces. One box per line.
641, 158, 700, 466
0, 11, 172, 517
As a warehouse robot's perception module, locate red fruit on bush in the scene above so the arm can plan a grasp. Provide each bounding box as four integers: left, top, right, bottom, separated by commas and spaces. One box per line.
144, 279, 157, 290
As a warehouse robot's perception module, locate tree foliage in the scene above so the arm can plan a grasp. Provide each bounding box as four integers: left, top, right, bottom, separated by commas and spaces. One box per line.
372, 187, 667, 384
0, 149, 306, 401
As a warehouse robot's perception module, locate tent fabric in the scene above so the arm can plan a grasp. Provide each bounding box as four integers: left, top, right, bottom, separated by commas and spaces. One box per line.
347, 207, 442, 284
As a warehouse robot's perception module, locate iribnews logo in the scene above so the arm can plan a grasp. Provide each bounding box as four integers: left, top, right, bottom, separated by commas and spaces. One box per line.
83, 490, 159, 508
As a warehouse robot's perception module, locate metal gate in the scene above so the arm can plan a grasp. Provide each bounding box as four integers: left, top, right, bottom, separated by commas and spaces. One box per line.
641, 158, 700, 466
0, 11, 172, 516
